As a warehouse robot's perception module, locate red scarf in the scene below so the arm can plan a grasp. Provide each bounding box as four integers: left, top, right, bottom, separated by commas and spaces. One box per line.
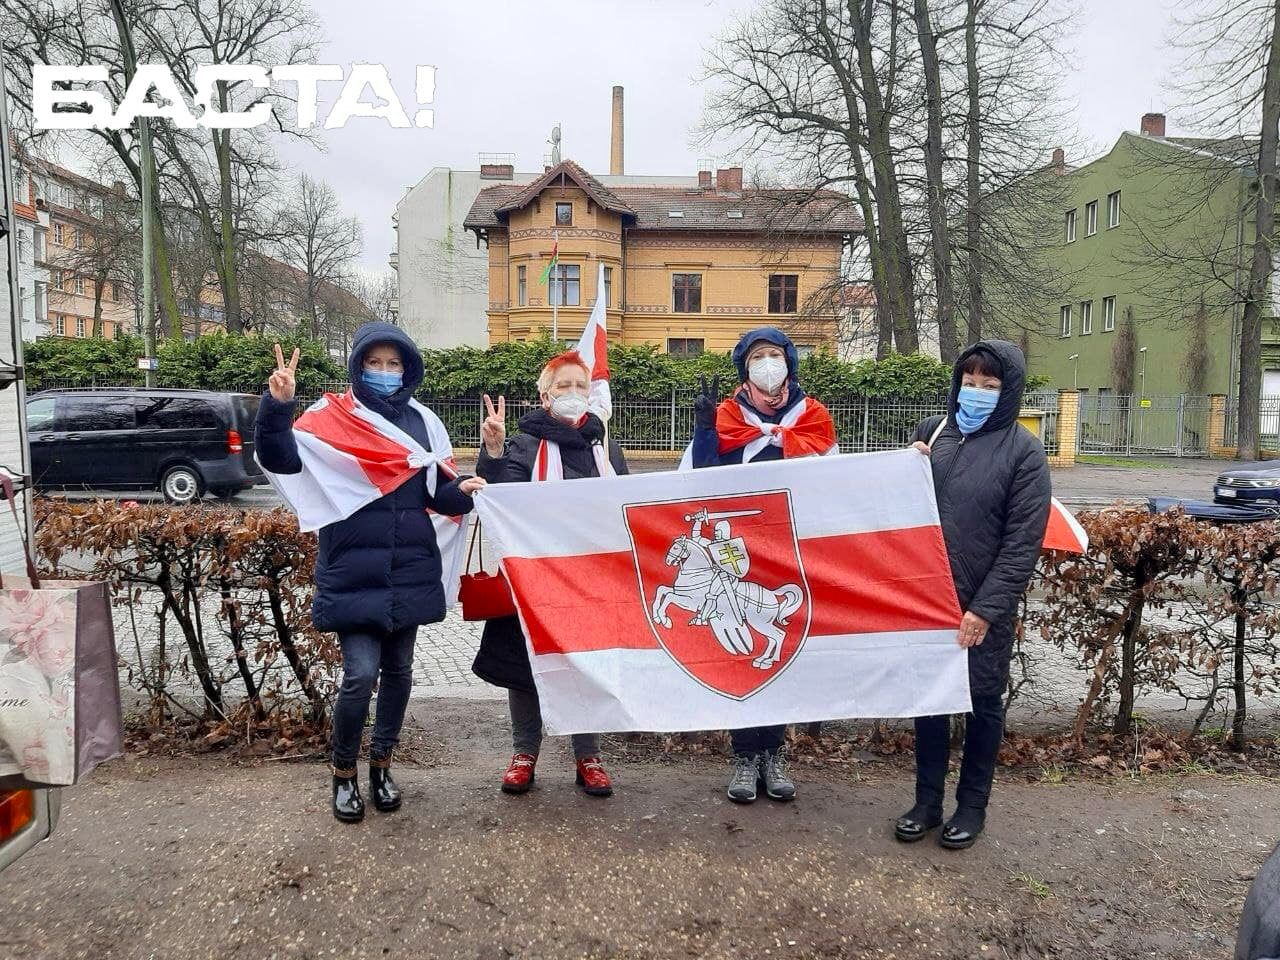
716, 389, 838, 459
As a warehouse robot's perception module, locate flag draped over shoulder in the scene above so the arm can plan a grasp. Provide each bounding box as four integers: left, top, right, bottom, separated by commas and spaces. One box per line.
474, 450, 970, 734
256, 390, 468, 605
575, 261, 612, 422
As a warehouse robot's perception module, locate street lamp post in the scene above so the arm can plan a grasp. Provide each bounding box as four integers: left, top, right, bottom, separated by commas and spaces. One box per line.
1139, 347, 1148, 399
1068, 353, 1080, 390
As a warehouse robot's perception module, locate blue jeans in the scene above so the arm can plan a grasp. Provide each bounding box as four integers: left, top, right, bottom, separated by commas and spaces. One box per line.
330, 626, 417, 769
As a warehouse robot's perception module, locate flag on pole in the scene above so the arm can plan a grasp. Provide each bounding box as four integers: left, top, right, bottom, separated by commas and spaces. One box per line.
538, 232, 560, 284
474, 450, 971, 733
575, 261, 612, 421
1043, 496, 1089, 553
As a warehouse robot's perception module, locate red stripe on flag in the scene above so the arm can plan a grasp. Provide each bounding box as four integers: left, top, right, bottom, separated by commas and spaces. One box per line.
295, 396, 416, 495
592, 323, 610, 380
504, 525, 962, 657
504, 552, 659, 654
799, 527, 963, 635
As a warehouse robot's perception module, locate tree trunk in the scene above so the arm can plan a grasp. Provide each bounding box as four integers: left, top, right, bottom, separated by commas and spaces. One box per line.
913, 0, 958, 362
1235, 5, 1280, 460
1112, 588, 1145, 736
849, 0, 919, 354
1232, 596, 1247, 751
963, 0, 984, 347
91, 276, 104, 338
215, 85, 243, 335
158, 570, 223, 716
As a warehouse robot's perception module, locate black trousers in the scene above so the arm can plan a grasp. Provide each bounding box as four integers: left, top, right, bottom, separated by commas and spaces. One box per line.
730, 725, 786, 755
913, 693, 1005, 812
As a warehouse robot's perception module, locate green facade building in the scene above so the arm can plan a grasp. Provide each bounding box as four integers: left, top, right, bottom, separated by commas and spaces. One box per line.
1024, 113, 1275, 403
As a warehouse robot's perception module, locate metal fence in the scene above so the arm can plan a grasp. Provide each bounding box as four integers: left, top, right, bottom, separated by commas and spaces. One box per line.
1077, 394, 1214, 458
33, 378, 1068, 456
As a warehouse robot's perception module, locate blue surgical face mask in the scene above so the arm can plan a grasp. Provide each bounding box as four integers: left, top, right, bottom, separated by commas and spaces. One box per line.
361, 368, 403, 397
955, 385, 1000, 434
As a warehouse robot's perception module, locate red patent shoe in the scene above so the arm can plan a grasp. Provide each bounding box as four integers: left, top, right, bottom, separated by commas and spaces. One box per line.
501, 753, 537, 794
575, 756, 613, 797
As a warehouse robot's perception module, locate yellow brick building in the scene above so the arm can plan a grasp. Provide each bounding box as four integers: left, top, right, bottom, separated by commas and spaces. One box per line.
463, 160, 861, 356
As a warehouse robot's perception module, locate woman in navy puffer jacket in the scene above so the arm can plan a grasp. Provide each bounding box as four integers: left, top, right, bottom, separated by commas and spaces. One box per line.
255, 322, 483, 823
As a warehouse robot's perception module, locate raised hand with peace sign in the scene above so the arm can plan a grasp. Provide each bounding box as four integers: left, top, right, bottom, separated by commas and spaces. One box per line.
269, 343, 300, 404
481, 394, 507, 457
694, 374, 721, 430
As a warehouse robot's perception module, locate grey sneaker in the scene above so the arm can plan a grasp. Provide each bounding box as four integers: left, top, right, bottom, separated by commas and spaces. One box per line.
726, 753, 760, 803
760, 750, 796, 801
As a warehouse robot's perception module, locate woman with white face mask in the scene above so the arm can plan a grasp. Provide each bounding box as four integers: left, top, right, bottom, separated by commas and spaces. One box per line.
473, 351, 629, 797
689, 327, 838, 805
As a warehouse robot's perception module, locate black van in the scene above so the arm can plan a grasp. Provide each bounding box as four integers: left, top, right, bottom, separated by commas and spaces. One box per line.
26, 388, 267, 504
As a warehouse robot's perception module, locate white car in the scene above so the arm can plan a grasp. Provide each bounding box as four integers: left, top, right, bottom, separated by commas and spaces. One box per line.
0, 787, 60, 871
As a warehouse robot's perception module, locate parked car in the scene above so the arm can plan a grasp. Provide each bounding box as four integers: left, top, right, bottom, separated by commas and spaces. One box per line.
0, 788, 62, 873
26, 388, 267, 504
1214, 461, 1280, 506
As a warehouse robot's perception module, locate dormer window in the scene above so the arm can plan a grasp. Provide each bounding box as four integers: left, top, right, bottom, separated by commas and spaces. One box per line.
555, 202, 573, 226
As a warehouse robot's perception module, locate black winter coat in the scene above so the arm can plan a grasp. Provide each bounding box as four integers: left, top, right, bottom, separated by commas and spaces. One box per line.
255, 322, 475, 635
470, 409, 628, 692
912, 339, 1051, 697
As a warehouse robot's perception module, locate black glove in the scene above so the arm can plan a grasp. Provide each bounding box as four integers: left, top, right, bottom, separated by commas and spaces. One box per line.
694, 374, 720, 430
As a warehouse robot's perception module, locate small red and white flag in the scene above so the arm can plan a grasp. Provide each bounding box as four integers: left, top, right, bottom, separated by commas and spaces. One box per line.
257, 390, 468, 605
677, 391, 839, 470
475, 451, 970, 733
576, 261, 612, 422
1043, 496, 1089, 553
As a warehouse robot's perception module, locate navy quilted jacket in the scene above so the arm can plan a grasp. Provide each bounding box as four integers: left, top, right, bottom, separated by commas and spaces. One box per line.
255, 323, 474, 634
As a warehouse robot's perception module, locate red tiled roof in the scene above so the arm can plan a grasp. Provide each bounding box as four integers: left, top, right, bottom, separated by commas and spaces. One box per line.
465, 165, 862, 236
840, 284, 877, 308
494, 159, 635, 219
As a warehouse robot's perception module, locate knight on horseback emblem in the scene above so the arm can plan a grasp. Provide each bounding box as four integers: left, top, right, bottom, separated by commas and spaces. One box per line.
650, 505, 805, 671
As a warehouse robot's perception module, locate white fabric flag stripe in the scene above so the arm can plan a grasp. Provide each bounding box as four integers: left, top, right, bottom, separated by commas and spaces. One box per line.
480, 449, 944, 561
474, 450, 969, 733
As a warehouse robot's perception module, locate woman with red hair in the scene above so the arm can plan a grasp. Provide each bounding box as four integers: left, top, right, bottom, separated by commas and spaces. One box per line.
472, 351, 629, 796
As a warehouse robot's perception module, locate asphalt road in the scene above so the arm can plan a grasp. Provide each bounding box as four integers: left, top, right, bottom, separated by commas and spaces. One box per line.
40, 455, 1227, 509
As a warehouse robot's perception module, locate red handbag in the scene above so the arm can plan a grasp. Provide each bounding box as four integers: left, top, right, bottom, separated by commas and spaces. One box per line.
458, 520, 517, 621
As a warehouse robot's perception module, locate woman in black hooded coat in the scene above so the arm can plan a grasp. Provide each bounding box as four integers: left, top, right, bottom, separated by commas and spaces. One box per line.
895, 339, 1051, 849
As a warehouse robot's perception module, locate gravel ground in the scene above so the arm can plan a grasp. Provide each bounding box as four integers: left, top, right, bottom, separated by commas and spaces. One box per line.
2, 697, 1273, 960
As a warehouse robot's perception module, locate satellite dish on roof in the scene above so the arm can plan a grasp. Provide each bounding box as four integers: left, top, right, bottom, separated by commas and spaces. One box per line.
549, 124, 562, 164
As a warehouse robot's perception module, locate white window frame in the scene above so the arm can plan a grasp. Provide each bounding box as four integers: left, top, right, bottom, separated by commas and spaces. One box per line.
603, 266, 612, 308
516, 265, 526, 307
1065, 209, 1076, 243
75, 317, 85, 337
1080, 300, 1093, 335
1085, 201, 1098, 237
1060, 304, 1072, 337
54, 315, 65, 336
1102, 296, 1116, 332
1107, 191, 1121, 228
74, 277, 85, 296
53, 222, 63, 246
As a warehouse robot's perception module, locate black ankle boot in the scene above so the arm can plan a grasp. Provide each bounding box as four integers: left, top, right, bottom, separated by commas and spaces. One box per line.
940, 807, 986, 849
894, 803, 943, 843
332, 766, 365, 823
369, 755, 402, 812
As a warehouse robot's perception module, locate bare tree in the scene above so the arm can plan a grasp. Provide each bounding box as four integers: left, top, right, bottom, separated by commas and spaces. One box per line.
1169, 0, 1280, 460
137, 0, 320, 335
273, 175, 363, 339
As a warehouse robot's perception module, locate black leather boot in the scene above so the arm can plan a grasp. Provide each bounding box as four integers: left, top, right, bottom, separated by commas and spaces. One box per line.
940, 807, 986, 849
369, 753, 402, 812
332, 765, 365, 823
895, 803, 943, 843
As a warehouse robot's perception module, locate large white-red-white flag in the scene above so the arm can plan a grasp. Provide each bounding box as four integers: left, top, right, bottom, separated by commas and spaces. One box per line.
474, 451, 971, 733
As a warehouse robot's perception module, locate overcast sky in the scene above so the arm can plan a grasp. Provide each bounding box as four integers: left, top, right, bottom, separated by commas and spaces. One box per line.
269, 0, 1181, 272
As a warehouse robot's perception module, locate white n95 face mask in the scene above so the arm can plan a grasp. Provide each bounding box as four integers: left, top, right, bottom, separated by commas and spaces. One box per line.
550, 392, 590, 422
748, 356, 788, 393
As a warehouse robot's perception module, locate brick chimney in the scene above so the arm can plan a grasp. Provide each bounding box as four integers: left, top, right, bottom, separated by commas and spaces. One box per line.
1051, 147, 1065, 175
715, 167, 743, 193
610, 86, 624, 176
479, 162, 514, 180
1140, 112, 1166, 138
698, 169, 712, 189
